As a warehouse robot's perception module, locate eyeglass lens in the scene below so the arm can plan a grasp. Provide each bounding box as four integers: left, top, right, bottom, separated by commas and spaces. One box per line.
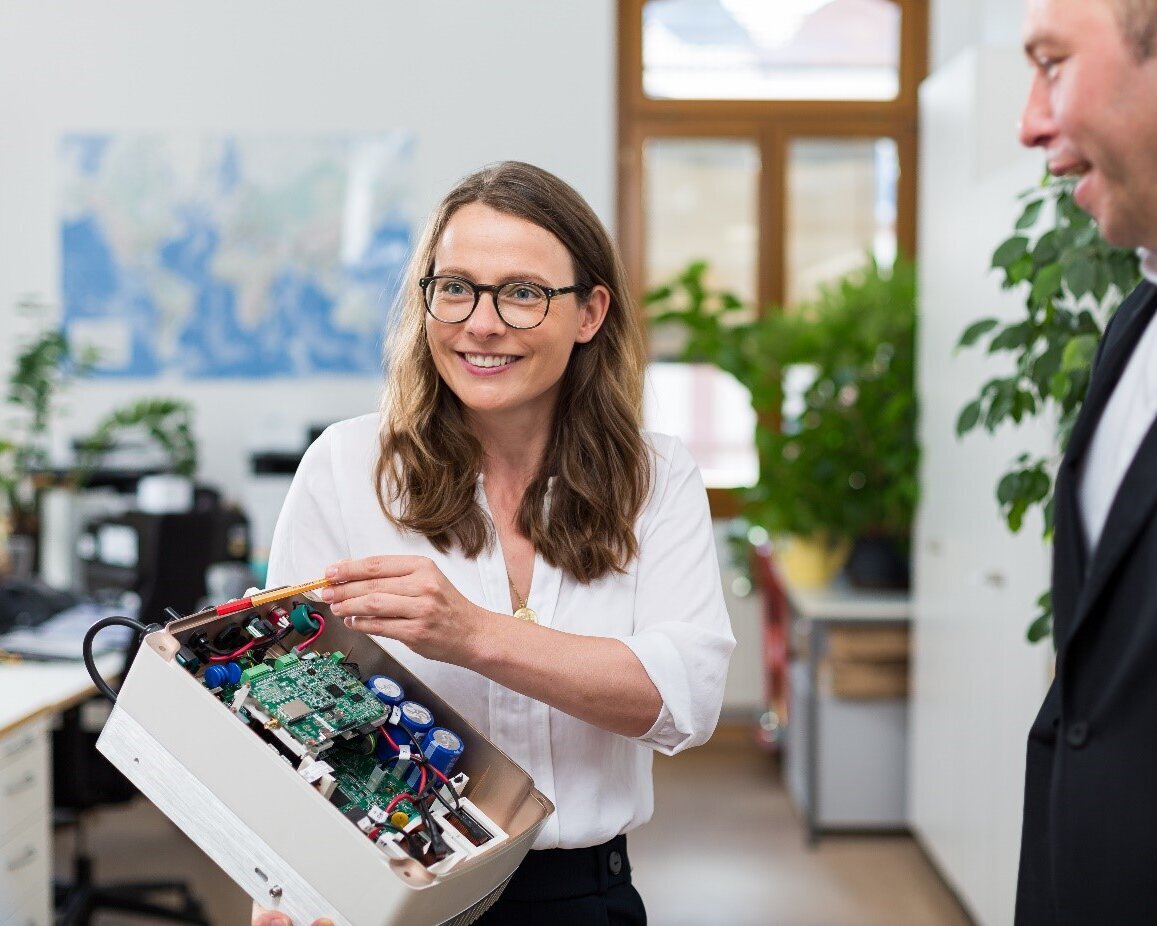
424, 277, 550, 329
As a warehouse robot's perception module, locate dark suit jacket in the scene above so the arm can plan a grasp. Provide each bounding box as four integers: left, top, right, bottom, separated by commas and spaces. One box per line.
1016, 280, 1157, 925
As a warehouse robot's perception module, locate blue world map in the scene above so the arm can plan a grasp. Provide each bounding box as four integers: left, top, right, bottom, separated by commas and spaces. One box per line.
60, 134, 414, 379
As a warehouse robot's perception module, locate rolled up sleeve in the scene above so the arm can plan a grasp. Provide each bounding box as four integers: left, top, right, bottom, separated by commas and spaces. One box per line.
620, 436, 735, 755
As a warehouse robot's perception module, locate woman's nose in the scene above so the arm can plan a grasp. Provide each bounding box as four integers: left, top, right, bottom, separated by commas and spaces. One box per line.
464, 291, 507, 338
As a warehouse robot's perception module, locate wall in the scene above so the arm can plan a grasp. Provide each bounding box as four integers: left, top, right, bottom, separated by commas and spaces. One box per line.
0, 0, 616, 509
912, 1, 1056, 922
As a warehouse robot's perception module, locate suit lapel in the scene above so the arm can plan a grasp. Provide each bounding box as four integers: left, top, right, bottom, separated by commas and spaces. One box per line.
1061, 282, 1157, 650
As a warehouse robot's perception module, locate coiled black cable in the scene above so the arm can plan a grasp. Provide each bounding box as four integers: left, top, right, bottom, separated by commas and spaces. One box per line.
82, 616, 158, 704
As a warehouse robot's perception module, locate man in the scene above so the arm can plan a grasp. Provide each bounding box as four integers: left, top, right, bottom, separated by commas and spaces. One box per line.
1016, 0, 1157, 922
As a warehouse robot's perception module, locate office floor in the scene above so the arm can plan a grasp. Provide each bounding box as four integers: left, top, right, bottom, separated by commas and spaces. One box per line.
54, 727, 972, 926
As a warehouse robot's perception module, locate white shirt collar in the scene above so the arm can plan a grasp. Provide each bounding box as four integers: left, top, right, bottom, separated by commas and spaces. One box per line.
1138, 248, 1157, 285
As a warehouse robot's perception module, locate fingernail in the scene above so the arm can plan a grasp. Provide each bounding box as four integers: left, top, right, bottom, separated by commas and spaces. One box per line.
345, 616, 356, 627
319, 588, 334, 601
325, 566, 338, 579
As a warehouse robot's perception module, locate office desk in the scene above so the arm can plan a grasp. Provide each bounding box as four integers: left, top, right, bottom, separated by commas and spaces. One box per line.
787, 583, 911, 845
0, 655, 121, 925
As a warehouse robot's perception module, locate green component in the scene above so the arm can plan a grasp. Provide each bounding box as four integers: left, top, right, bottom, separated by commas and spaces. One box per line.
326, 750, 416, 821
244, 652, 386, 751
329, 651, 345, 664
274, 653, 300, 670
241, 663, 272, 683
290, 604, 320, 634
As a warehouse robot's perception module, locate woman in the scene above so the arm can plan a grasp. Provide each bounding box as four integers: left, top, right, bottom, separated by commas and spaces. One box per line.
256, 161, 734, 925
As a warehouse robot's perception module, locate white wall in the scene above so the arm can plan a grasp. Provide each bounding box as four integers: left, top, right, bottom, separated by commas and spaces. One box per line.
912, 2, 1057, 922
0, 0, 616, 506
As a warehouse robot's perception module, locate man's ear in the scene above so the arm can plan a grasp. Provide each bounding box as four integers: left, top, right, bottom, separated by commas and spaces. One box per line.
574, 285, 611, 344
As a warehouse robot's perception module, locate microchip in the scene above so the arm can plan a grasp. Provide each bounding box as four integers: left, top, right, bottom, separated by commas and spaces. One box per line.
325, 683, 345, 698
350, 693, 364, 703
278, 699, 312, 723
329, 786, 350, 808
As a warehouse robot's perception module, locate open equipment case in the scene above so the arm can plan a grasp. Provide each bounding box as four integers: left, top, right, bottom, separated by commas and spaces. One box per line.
89, 586, 554, 926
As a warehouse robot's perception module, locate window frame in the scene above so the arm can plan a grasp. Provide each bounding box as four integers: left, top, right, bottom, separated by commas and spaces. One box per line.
617, 0, 928, 514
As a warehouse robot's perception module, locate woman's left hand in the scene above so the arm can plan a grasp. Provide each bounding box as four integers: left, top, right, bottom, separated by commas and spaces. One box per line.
320, 556, 488, 665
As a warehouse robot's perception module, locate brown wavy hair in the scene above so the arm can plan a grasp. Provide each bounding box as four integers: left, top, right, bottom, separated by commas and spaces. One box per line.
373, 161, 651, 582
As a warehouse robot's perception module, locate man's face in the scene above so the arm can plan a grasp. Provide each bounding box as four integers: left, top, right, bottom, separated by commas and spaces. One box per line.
1020, 0, 1157, 250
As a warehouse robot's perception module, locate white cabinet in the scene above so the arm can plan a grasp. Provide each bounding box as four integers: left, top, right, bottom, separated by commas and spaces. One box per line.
0, 720, 51, 926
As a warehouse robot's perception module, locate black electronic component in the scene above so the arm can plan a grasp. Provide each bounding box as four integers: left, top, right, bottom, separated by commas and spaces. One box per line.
175, 646, 201, 672
344, 805, 369, 826
329, 786, 350, 807
325, 683, 344, 698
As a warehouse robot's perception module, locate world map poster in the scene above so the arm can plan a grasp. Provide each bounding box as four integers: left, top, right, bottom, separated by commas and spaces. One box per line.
59, 133, 414, 378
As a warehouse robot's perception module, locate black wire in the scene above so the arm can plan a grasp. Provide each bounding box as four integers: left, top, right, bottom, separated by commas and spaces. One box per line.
83, 616, 154, 704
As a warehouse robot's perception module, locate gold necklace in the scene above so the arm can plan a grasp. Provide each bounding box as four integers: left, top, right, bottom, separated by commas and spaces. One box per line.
506, 569, 538, 623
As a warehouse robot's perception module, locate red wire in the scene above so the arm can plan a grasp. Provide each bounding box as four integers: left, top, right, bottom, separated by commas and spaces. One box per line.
208, 639, 259, 663
379, 728, 400, 752
418, 764, 428, 796
293, 611, 326, 653
385, 792, 415, 815
429, 765, 450, 784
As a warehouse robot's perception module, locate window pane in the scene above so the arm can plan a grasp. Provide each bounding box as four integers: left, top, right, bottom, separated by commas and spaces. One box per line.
644, 0, 901, 101
644, 137, 759, 310
785, 136, 897, 307
644, 362, 758, 488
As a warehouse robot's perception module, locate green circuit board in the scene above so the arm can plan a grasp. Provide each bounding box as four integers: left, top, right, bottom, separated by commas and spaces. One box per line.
221, 651, 388, 750
325, 749, 419, 820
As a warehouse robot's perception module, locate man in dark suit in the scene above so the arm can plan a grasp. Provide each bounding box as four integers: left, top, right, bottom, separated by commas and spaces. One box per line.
1015, 0, 1157, 922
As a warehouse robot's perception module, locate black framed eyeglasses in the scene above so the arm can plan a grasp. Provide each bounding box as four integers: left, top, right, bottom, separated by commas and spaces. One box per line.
419, 275, 583, 330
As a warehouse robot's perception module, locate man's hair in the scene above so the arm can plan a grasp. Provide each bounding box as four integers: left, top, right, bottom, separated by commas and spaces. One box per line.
1113, 0, 1157, 60
374, 161, 651, 583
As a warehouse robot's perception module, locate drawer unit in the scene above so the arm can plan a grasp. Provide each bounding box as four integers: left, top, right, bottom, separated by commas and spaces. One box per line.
0, 724, 49, 846
0, 722, 50, 926
0, 818, 50, 916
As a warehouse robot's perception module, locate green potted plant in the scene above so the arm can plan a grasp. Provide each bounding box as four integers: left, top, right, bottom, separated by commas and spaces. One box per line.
955, 174, 1140, 641
2, 325, 199, 575
647, 256, 919, 588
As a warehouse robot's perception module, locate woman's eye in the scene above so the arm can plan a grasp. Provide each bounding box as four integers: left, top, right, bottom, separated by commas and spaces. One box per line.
509, 285, 539, 301
441, 281, 468, 296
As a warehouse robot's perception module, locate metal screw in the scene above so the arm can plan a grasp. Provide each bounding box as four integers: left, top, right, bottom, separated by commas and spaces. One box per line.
269, 886, 283, 899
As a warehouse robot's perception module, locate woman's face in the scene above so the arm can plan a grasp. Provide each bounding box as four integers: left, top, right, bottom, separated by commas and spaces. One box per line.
424, 202, 609, 430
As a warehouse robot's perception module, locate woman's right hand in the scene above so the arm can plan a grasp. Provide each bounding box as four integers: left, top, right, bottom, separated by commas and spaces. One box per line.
252, 902, 333, 926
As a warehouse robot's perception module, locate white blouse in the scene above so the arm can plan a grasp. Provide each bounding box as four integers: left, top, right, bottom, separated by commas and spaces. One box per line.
266, 414, 735, 849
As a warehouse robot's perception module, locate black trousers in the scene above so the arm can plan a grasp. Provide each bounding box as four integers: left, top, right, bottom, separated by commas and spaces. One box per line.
473, 834, 646, 925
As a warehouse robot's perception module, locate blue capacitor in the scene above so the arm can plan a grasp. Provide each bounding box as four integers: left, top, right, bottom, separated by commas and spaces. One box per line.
366, 675, 405, 706
398, 700, 435, 740
203, 661, 242, 689
405, 727, 464, 790
374, 699, 434, 763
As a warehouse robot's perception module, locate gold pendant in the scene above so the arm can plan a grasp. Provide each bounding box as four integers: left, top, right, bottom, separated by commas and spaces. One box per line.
513, 606, 538, 623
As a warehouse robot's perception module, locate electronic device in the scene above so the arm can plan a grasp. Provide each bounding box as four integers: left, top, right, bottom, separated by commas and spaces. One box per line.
91, 587, 552, 926
79, 506, 250, 622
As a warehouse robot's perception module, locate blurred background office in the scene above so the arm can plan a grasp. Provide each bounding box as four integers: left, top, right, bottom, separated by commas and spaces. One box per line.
0, 1, 1068, 924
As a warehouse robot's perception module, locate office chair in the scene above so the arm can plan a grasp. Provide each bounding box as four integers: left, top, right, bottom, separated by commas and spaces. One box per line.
52, 703, 211, 925
750, 542, 792, 752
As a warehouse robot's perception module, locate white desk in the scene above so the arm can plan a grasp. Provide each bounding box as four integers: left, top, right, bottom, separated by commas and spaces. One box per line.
787, 583, 911, 845
0, 654, 121, 925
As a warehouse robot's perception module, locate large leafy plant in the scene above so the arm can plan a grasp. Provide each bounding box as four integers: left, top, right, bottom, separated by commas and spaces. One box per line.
1, 330, 94, 531
2, 327, 199, 540
955, 175, 1140, 641
648, 257, 919, 545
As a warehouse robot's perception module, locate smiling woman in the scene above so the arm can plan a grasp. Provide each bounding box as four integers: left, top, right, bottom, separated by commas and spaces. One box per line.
256, 161, 735, 926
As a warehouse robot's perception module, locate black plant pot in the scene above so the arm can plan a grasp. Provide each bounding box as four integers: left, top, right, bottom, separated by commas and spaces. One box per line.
844, 534, 910, 591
